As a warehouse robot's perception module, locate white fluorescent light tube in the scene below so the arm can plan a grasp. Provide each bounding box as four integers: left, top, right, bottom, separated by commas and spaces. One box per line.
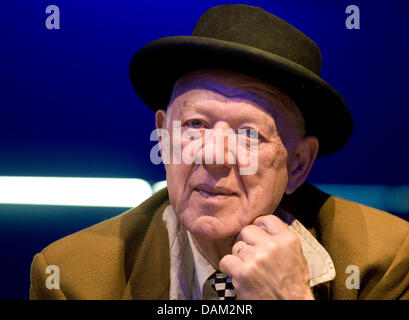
0, 177, 153, 207
152, 180, 168, 193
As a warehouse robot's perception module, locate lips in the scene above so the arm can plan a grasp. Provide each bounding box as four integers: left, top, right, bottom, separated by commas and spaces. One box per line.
194, 184, 238, 199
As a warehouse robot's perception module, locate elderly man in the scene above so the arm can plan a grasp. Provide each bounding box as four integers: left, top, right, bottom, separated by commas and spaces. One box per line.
30, 5, 409, 300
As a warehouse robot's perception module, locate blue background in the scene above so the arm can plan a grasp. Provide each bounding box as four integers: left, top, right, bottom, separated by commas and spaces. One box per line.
1, 0, 408, 299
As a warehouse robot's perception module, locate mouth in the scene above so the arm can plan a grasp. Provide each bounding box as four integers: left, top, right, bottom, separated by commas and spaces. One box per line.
193, 184, 238, 199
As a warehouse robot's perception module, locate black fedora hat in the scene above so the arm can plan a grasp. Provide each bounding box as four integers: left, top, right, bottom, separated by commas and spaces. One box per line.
129, 4, 353, 157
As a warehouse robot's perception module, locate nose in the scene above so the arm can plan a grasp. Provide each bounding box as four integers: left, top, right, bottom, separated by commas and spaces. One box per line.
201, 122, 237, 173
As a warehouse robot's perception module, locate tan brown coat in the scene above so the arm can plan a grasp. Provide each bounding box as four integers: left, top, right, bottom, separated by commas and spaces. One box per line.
30, 184, 409, 300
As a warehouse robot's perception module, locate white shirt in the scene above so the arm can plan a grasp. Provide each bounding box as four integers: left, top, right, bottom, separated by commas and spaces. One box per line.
162, 205, 336, 300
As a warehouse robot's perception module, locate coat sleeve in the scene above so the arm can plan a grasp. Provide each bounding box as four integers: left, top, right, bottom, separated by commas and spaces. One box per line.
30, 252, 67, 300
363, 231, 409, 300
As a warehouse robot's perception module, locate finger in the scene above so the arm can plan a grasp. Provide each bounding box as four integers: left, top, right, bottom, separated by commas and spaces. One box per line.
236, 224, 271, 246
232, 241, 254, 260
219, 254, 242, 277
232, 241, 247, 255
252, 214, 290, 236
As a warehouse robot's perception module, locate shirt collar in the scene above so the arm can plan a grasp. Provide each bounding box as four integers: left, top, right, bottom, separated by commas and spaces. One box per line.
161, 205, 194, 299
162, 205, 336, 299
187, 231, 217, 299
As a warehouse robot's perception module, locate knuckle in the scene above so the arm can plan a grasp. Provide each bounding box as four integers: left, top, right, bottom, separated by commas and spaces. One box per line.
253, 251, 266, 265
286, 232, 301, 248
266, 240, 278, 253
269, 214, 281, 222
270, 214, 284, 225
239, 225, 255, 238
254, 215, 269, 224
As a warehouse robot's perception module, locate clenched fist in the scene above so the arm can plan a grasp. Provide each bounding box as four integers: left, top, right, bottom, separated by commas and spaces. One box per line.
219, 215, 314, 300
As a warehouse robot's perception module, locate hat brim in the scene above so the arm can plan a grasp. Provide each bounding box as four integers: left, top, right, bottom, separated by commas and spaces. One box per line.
129, 36, 353, 157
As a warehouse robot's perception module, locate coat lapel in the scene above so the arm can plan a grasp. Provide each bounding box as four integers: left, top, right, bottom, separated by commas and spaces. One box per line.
121, 197, 171, 300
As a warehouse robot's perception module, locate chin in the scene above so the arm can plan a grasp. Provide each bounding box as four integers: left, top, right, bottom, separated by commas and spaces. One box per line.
186, 214, 239, 241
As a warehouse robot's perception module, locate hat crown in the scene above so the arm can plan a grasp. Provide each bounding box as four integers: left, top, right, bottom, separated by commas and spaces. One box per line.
193, 4, 322, 75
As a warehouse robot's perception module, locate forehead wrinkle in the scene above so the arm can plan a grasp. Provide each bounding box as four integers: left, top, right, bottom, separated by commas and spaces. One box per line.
172, 79, 284, 122
171, 70, 296, 121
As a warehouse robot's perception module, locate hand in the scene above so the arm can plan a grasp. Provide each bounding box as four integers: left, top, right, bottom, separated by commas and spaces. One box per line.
219, 215, 314, 300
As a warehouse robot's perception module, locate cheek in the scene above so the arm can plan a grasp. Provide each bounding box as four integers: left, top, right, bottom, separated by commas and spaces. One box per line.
165, 128, 197, 210
259, 138, 289, 172
165, 163, 192, 211
243, 146, 289, 213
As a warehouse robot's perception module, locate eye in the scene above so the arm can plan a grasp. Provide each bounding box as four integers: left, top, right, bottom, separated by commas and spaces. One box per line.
185, 119, 205, 129
239, 128, 259, 140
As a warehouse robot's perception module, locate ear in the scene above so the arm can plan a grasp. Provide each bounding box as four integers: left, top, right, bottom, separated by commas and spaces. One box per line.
286, 136, 319, 195
154, 109, 168, 159
155, 109, 167, 131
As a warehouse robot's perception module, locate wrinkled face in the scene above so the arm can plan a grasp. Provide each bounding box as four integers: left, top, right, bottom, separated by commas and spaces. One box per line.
158, 70, 301, 242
